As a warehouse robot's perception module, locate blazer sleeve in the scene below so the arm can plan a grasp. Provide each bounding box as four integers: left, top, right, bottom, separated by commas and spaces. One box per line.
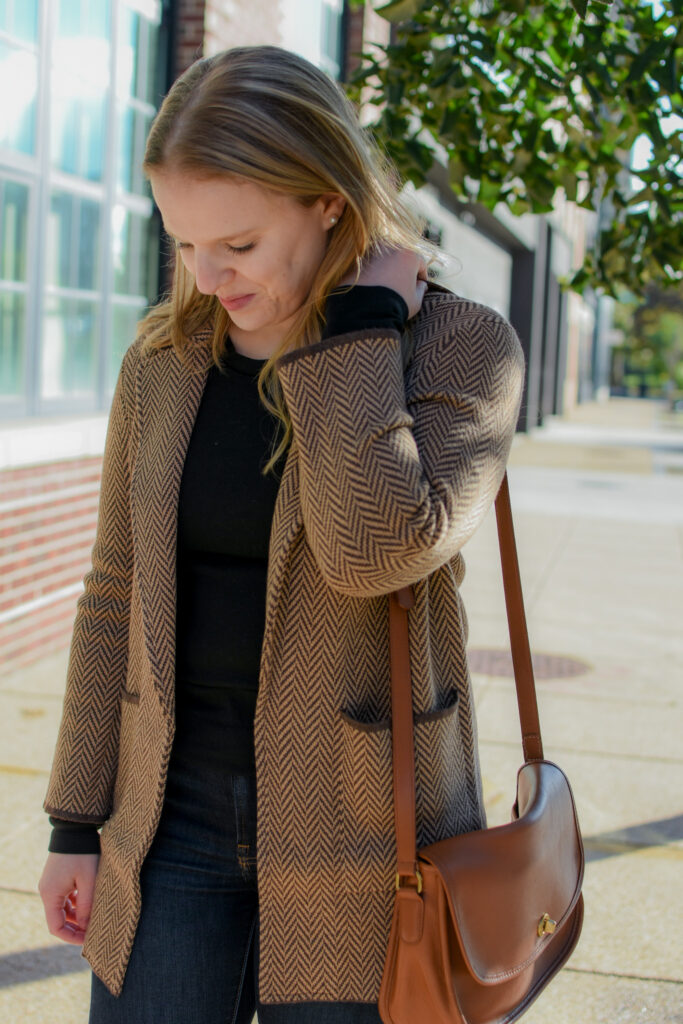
276, 296, 524, 598
44, 343, 138, 823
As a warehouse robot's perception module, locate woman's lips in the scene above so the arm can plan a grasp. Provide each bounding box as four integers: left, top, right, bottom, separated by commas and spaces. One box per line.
218, 293, 255, 312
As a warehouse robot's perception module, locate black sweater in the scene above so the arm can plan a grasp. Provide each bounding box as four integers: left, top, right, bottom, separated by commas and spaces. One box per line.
48, 287, 408, 854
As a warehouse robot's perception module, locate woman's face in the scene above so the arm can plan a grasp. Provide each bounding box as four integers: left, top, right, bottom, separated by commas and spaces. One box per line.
150, 171, 345, 357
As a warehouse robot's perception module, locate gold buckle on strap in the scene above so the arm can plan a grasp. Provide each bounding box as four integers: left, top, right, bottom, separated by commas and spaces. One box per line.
395, 869, 423, 894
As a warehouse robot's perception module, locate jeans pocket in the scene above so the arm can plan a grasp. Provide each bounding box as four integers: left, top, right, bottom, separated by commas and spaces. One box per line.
231, 772, 258, 882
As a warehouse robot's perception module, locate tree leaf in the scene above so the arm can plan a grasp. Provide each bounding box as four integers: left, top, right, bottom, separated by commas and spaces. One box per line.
375, 0, 422, 24
626, 38, 669, 85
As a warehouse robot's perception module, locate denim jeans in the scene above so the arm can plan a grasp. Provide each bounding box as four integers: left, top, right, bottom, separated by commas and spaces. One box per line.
89, 688, 382, 1024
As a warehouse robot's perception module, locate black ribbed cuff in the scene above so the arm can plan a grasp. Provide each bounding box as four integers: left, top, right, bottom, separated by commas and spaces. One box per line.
321, 285, 408, 341
48, 817, 101, 855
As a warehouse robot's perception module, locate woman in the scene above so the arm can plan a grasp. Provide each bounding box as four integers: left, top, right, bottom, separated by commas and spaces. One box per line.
39, 46, 524, 1024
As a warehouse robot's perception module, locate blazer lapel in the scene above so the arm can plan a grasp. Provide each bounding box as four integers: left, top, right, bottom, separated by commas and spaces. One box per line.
131, 335, 212, 715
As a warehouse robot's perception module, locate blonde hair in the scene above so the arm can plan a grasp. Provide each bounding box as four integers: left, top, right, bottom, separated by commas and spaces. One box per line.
140, 45, 433, 472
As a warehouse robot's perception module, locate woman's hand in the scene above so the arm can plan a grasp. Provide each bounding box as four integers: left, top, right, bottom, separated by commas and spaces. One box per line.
339, 245, 429, 320
38, 852, 100, 945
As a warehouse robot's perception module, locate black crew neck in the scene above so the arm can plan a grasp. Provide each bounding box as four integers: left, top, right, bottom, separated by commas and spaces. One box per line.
220, 335, 268, 376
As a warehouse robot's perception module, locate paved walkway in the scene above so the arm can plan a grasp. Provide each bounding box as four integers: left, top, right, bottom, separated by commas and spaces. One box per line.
1, 398, 682, 1023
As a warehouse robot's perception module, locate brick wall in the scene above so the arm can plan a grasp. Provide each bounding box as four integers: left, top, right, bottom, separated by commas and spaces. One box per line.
174, 0, 207, 76
0, 458, 102, 676
344, 3, 365, 79
203, 0, 282, 58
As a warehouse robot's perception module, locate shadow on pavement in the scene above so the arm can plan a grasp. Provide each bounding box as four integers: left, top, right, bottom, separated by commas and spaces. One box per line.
584, 813, 683, 862
0, 944, 88, 988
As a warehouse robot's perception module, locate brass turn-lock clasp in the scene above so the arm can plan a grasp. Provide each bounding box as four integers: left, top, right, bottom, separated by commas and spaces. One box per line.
537, 913, 557, 937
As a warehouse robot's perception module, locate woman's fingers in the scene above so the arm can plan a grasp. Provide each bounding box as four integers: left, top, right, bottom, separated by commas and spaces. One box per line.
38, 852, 100, 945
42, 886, 87, 944
341, 246, 429, 319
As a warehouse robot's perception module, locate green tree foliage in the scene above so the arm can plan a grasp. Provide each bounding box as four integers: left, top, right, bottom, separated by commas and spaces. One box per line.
350, 0, 682, 298
612, 284, 683, 394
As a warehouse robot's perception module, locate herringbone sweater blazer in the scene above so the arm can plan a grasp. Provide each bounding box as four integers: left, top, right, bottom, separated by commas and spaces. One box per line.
45, 287, 524, 1001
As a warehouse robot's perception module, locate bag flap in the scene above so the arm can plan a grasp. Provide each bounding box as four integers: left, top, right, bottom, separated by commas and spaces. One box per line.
419, 761, 584, 984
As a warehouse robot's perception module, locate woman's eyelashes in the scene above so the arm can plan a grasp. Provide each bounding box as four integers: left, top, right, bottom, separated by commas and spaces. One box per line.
171, 238, 255, 255
225, 242, 255, 255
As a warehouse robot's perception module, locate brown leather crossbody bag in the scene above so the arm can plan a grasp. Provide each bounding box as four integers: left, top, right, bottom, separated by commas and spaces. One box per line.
379, 472, 584, 1024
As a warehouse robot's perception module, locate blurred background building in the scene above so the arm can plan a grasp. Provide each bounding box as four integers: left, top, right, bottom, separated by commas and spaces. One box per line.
0, 0, 609, 674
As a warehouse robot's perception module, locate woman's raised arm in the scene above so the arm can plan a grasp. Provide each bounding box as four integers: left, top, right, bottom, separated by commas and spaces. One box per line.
277, 291, 524, 597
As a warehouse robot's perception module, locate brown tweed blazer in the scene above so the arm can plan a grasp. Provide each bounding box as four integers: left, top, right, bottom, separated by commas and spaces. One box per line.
44, 286, 524, 1001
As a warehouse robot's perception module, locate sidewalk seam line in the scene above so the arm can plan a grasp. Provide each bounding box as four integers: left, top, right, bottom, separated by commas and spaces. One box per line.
526, 516, 578, 614
479, 739, 683, 765
565, 966, 683, 986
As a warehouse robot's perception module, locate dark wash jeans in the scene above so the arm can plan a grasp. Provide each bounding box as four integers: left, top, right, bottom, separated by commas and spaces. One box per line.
89, 688, 382, 1024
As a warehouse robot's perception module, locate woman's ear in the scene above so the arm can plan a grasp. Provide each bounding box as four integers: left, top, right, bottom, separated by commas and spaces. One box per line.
319, 193, 346, 228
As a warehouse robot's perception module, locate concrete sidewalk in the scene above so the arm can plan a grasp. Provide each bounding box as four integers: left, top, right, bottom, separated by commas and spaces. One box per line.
1, 398, 682, 1023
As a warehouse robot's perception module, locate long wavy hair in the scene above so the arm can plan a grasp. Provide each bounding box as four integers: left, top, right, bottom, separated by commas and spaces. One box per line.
140, 45, 434, 472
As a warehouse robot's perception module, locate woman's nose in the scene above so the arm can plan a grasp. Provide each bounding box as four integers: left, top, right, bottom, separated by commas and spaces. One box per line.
193, 253, 234, 295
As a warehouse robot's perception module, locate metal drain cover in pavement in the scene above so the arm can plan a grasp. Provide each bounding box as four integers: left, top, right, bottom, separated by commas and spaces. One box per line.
468, 649, 591, 680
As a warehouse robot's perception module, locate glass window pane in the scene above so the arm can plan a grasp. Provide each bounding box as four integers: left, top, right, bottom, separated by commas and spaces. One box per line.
46, 192, 74, 288
112, 205, 156, 297
85, 0, 111, 41
41, 296, 99, 399
109, 301, 143, 388
117, 7, 157, 102
84, 94, 106, 181
53, 0, 111, 177
112, 205, 130, 293
56, 0, 82, 39
51, 68, 107, 180
56, 0, 111, 52
141, 18, 157, 104
50, 78, 79, 175
78, 199, 101, 289
117, 105, 152, 196
0, 289, 26, 396
0, 43, 37, 154
47, 192, 102, 291
134, 109, 152, 196
13, 0, 39, 43
1, 180, 30, 282
117, 105, 134, 191
117, 6, 137, 98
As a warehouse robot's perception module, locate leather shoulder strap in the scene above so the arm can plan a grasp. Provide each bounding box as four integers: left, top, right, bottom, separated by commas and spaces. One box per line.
389, 472, 543, 877
494, 472, 543, 762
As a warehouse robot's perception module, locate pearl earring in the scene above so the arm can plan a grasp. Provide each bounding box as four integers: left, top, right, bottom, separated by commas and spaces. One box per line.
329, 216, 337, 225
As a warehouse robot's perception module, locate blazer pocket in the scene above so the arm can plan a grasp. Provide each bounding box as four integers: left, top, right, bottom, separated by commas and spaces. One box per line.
338, 693, 460, 890
412, 696, 473, 848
